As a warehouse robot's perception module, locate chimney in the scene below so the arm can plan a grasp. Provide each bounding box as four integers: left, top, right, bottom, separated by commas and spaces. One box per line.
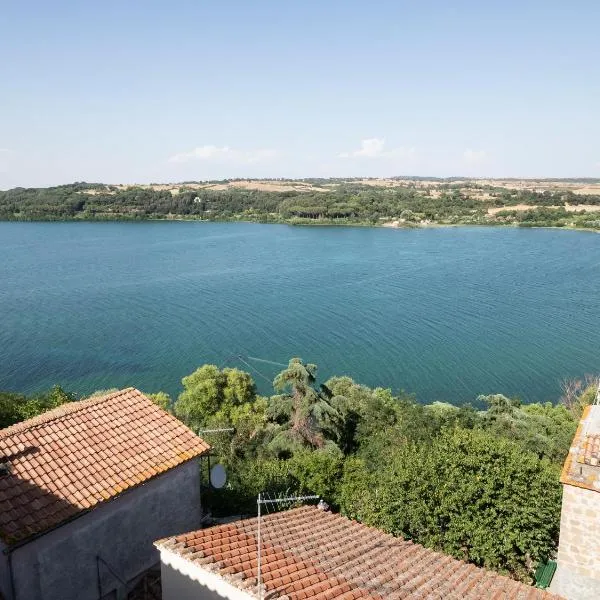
551, 405, 600, 600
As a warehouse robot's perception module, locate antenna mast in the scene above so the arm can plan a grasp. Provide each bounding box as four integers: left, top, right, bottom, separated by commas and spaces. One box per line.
196, 427, 235, 496
256, 493, 319, 599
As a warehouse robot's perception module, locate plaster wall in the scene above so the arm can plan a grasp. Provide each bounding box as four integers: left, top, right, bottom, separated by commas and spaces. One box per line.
159, 548, 254, 600
5, 459, 201, 600
0, 540, 10, 600
550, 484, 600, 600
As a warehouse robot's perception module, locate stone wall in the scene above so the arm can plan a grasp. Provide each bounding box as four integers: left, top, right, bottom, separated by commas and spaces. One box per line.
551, 484, 600, 600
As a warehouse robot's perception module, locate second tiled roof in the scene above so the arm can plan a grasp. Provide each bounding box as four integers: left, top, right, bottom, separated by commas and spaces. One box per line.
156, 505, 562, 599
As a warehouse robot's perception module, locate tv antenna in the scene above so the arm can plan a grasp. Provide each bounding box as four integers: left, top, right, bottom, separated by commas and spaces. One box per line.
256, 492, 319, 599
197, 427, 235, 435
197, 427, 235, 490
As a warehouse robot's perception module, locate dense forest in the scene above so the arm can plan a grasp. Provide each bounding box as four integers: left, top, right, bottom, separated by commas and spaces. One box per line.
2, 179, 600, 229
3, 361, 595, 584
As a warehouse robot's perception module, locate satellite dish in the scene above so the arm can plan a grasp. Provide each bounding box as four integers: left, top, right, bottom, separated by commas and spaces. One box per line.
210, 464, 227, 489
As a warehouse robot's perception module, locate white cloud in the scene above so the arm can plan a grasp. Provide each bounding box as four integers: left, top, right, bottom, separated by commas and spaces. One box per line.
463, 149, 487, 164
339, 138, 416, 159
339, 138, 385, 158
168, 145, 277, 164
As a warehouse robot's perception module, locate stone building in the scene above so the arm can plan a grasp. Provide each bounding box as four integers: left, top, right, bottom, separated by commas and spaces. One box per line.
0, 388, 210, 600
551, 403, 600, 600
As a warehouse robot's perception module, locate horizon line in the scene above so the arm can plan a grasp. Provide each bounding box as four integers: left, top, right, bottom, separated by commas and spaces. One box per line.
3, 175, 600, 191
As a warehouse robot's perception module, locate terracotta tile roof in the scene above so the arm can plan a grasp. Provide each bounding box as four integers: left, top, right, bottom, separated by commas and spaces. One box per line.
579, 433, 600, 466
156, 505, 562, 599
560, 405, 600, 492
0, 388, 209, 545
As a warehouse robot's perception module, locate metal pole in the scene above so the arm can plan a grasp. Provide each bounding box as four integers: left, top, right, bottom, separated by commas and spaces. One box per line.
258, 495, 319, 504
257, 492, 262, 599
254, 493, 318, 599
197, 427, 236, 434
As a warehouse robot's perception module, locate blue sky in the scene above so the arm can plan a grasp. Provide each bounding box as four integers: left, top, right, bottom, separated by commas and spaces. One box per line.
1, 0, 599, 187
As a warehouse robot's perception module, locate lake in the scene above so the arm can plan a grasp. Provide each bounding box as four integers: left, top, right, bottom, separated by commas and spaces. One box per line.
1, 221, 599, 404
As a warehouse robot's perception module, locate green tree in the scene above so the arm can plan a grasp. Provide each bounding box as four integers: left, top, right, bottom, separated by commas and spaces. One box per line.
288, 446, 344, 506
170, 359, 575, 582
267, 358, 341, 455
44, 384, 76, 407
340, 427, 561, 581
147, 391, 172, 412
323, 376, 401, 454
206, 396, 270, 462
478, 394, 576, 462
0, 391, 27, 428
175, 365, 256, 429
0, 385, 75, 428
17, 385, 76, 420
479, 393, 521, 416
559, 376, 598, 419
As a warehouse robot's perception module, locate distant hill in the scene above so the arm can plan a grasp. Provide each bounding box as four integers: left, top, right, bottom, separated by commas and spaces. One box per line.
2, 177, 600, 230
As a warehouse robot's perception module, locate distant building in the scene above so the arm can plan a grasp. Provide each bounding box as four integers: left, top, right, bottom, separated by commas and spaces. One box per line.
551, 403, 600, 600
156, 504, 560, 600
0, 388, 210, 600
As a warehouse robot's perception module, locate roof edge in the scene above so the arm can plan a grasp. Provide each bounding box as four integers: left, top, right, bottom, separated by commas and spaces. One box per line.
560, 405, 595, 490
154, 506, 563, 600
157, 544, 257, 599
0, 387, 138, 439
4, 452, 207, 549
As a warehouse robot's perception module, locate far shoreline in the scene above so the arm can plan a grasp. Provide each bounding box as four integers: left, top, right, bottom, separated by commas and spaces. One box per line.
2, 216, 599, 234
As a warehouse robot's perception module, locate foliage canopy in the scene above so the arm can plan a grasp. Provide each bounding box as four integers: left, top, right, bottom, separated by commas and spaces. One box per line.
168, 358, 586, 582
2, 361, 591, 584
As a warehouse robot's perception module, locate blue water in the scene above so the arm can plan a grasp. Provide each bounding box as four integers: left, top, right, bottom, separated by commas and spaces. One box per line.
1, 222, 599, 404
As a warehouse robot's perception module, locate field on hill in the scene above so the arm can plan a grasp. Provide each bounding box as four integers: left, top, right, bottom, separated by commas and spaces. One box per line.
2, 177, 600, 230
91, 177, 600, 198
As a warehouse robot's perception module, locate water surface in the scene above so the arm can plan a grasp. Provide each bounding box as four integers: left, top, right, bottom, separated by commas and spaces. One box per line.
1, 222, 598, 403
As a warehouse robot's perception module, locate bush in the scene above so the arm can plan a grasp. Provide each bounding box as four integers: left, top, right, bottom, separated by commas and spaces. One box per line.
340, 427, 561, 581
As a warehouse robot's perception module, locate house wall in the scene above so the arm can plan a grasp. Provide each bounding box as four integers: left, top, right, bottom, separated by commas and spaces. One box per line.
159, 548, 254, 600
5, 459, 202, 600
551, 484, 600, 600
0, 540, 10, 600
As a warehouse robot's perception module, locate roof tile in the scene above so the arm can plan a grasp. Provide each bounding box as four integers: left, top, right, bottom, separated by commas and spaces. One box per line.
0, 387, 210, 544
156, 506, 558, 600
156, 506, 563, 599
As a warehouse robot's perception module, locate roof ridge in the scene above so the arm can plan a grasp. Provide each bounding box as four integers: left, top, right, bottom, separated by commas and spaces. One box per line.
0, 387, 137, 440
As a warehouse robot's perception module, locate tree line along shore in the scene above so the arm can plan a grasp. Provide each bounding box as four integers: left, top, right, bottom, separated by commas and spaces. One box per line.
2, 359, 596, 584
2, 178, 600, 230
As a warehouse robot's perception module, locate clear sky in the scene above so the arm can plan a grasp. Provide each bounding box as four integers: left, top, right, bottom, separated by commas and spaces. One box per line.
1, 0, 599, 187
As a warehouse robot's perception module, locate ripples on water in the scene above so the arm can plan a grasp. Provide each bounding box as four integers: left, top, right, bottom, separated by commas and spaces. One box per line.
1, 222, 599, 404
